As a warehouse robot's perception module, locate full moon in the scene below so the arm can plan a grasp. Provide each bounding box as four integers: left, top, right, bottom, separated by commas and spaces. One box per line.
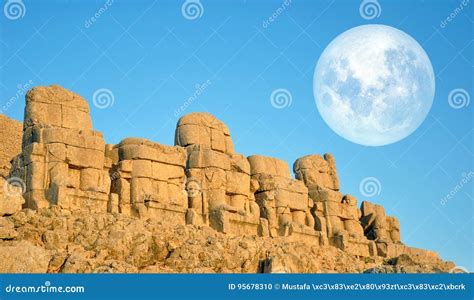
314, 25, 435, 146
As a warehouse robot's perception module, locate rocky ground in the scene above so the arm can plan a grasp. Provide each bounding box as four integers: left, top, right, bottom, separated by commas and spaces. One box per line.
0, 207, 455, 274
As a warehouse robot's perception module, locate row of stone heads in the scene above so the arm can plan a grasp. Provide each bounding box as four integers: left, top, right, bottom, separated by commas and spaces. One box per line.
6, 85, 399, 245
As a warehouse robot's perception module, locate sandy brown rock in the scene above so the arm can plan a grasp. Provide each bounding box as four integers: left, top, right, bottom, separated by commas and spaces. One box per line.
0, 208, 455, 273
0, 240, 51, 272
0, 85, 456, 273
0, 177, 25, 216
175, 112, 234, 154
0, 114, 22, 178
10, 85, 110, 211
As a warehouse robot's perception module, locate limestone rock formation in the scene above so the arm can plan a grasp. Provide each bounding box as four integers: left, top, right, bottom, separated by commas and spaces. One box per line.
110, 137, 187, 222
0, 240, 50, 273
177, 113, 259, 236
0, 85, 456, 273
0, 114, 22, 178
175, 112, 234, 154
0, 208, 454, 273
294, 155, 376, 257
249, 155, 318, 243
0, 177, 25, 216
9, 85, 111, 210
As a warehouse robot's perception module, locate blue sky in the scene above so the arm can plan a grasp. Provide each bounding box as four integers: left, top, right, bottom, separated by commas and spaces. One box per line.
1, 0, 472, 270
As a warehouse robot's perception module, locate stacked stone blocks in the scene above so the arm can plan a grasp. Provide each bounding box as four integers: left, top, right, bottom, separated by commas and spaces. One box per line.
10, 85, 111, 212
2, 85, 441, 262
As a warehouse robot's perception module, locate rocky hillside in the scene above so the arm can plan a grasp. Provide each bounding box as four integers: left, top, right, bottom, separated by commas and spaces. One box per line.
0, 207, 455, 273
0, 114, 22, 178
0, 85, 458, 273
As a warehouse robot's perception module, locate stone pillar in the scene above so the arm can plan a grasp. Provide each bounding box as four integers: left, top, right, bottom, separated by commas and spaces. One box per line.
9, 85, 111, 211
248, 155, 319, 243
294, 154, 375, 256
110, 138, 187, 222
360, 200, 403, 256
175, 113, 259, 235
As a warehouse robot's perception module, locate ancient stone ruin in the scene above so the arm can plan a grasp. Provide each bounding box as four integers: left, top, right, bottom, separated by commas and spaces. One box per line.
1, 85, 441, 269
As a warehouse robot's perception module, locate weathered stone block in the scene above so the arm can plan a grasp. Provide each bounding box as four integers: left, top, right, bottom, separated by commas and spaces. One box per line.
176, 124, 211, 147
105, 144, 119, 164
151, 162, 185, 181
211, 128, 226, 152
167, 183, 187, 207
187, 168, 226, 190
46, 143, 67, 162
22, 190, 49, 209
225, 136, 234, 154
131, 159, 153, 178
344, 219, 364, 236
204, 188, 227, 210
67, 168, 80, 189
294, 154, 339, 191
175, 113, 234, 154
118, 160, 132, 173
48, 162, 69, 188
187, 146, 230, 170
248, 155, 290, 178
80, 168, 110, 193
62, 105, 93, 130
0, 179, 25, 216
130, 177, 153, 205
24, 101, 62, 128
41, 128, 103, 150
229, 194, 247, 211
21, 143, 46, 165
230, 154, 250, 174
117, 139, 186, 166
331, 234, 376, 257
80, 168, 100, 191
107, 193, 119, 213
273, 189, 308, 210
66, 146, 104, 169
226, 171, 250, 195
308, 187, 343, 203
26, 162, 45, 191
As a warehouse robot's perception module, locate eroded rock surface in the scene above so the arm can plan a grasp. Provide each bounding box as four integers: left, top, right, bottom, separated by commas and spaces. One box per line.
0, 208, 454, 273
0, 85, 456, 273
0, 114, 22, 178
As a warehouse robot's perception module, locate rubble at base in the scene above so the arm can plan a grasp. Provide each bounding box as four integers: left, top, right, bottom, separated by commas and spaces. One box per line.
0, 208, 455, 273
0, 85, 456, 273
